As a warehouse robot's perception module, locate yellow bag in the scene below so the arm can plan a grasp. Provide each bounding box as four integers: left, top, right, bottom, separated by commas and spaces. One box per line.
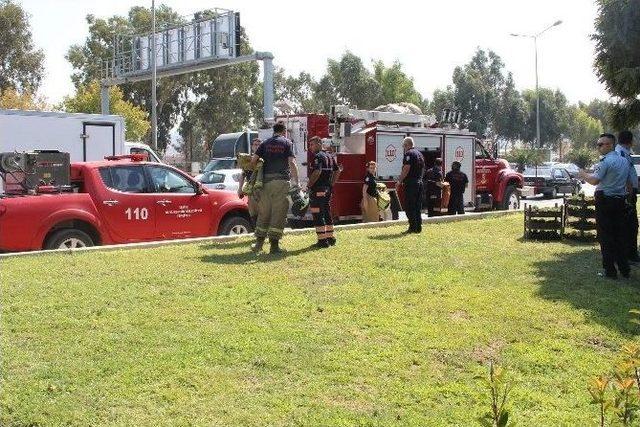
376, 183, 391, 210
237, 153, 253, 171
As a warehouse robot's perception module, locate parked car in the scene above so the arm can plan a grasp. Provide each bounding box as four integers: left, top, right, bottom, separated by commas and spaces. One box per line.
521, 166, 581, 199
196, 168, 243, 192
554, 162, 580, 178
631, 155, 640, 187
0, 156, 252, 252
194, 158, 237, 181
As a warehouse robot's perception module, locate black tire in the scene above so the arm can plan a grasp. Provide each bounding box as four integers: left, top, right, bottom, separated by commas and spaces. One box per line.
44, 229, 94, 250
218, 216, 253, 236
500, 185, 520, 210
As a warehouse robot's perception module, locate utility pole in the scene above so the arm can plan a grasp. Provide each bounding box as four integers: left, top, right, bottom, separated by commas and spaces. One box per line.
151, 0, 158, 150
511, 20, 563, 149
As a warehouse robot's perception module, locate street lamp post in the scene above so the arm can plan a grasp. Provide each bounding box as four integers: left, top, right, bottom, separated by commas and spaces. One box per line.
511, 20, 562, 149
151, 0, 158, 151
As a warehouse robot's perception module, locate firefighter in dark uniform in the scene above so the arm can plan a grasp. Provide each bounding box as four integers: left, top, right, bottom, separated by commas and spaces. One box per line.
250, 122, 299, 254
445, 161, 468, 215
616, 130, 640, 263
307, 136, 341, 248
397, 137, 425, 233
579, 133, 633, 279
424, 157, 444, 217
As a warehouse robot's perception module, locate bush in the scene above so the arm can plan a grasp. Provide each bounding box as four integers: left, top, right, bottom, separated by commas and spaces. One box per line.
566, 148, 598, 169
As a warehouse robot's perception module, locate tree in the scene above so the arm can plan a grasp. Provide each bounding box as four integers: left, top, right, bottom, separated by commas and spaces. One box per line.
0, 88, 47, 110
579, 99, 612, 131
493, 73, 527, 142
66, 6, 186, 148
274, 68, 323, 114
522, 88, 572, 149
315, 51, 382, 111
372, 60, 427, 110
0, 0, 44, 92
505, 148, 545, 172
450, 48, 525, 141
566, 148, 598, 169
176, 32, 263, 161
61, 81, 150, 141
593, 0, 640, 129
567, 107, 603, 150
427, 86, 455, 119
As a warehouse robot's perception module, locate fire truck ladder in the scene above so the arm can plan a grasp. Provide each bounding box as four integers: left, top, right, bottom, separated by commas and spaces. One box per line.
330, 105, 436, 127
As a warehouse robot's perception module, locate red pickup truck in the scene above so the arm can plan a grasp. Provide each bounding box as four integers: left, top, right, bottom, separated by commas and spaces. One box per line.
0, 156, 252, 252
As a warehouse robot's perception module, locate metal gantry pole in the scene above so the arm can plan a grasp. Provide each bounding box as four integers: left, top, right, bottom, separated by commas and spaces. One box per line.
151, 0, 158, 150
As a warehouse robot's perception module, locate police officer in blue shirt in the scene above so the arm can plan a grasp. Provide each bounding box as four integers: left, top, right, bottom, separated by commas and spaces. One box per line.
579, 133, 634, 279
616, 130, 639, 263
396, 137, 425, 233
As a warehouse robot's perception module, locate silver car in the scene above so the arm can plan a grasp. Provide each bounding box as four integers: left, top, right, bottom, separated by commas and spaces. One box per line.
196, 168, 243, 192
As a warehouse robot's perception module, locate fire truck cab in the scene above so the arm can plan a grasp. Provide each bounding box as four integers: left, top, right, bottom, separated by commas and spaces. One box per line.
260, 106, 523, 222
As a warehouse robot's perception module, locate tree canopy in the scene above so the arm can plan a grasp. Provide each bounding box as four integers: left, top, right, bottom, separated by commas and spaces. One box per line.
593, 0, 640, 129
61, 81, 150, 141
0, 0, 44, 93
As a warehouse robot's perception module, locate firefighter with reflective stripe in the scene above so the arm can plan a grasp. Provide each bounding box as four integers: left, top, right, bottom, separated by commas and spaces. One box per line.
250, 122, 299, 254
307, 136, 341, 248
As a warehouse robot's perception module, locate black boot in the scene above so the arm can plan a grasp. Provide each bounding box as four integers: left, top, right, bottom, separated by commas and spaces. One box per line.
269, 238, 283, 254
327, 237, 336, 246
251, 237, 265, 252
314, 239, 330, 249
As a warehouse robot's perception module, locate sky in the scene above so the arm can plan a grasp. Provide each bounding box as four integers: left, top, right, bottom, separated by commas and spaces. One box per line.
20, 0, 609, 106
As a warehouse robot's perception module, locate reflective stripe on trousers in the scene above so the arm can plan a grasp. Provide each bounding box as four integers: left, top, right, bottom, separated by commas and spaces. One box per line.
310, 187, 333, 240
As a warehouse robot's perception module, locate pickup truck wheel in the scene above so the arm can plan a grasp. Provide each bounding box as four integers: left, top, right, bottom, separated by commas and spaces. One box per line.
45, 229, 94, 250
218, 216, 252, 236
500, 185, 520, 210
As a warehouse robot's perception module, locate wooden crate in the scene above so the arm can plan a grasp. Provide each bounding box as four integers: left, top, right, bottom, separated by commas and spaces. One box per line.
523, 203, 564, 240
563, 194, 597, 242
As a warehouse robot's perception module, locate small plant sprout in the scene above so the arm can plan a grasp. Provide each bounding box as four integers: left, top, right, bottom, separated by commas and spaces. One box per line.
478, 362, 514, 427
588, 375, 610, 427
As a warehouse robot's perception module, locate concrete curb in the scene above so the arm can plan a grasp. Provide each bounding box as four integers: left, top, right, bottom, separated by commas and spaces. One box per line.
0, 210, 520, 260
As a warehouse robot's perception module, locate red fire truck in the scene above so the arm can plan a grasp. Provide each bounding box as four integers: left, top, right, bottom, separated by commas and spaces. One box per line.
261, 106, 522, 222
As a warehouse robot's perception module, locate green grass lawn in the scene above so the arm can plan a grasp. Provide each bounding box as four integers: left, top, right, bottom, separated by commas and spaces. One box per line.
1, 214, 639, 426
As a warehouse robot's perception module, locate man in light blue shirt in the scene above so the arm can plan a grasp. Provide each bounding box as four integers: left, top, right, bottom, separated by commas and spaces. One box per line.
616, 130, 639, 262
579, 133, 631, 279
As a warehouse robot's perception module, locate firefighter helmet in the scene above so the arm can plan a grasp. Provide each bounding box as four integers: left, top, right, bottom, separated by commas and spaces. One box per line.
289, 185, 309, 217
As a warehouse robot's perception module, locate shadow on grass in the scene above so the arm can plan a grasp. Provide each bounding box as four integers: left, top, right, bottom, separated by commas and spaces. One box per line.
532, 247, 640, 335
199, 240, 252, 251
199, 243, 320, 265
368, 232, 409, 241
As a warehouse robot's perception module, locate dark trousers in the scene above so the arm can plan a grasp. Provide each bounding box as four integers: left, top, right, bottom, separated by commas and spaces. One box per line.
595, 192, 630, 276
624, 192, 639, 260
405, 181, 423, 232
448, 193, 465, 215
426, 189, 440, 217
310, 187, 334, 242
